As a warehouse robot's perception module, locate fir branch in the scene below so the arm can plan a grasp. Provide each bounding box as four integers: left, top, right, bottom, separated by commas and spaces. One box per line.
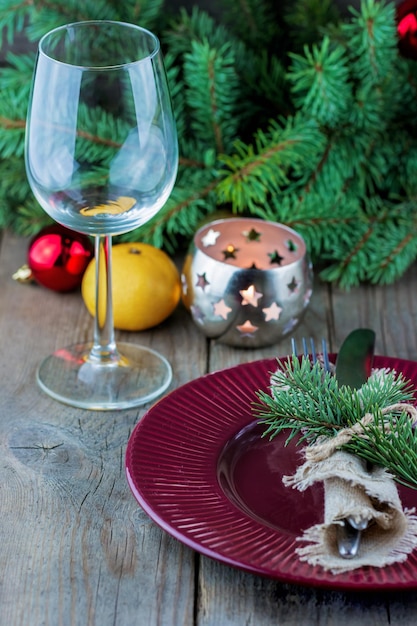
119, 170, 219, 251
288, 36, 353, 127
342, 0, 398, 84
0, 157, 31, 203
0, 89, 26, 158
238, 49, 290, 124
218, 0, 279, 49
317, 197, 417, 286
323, 218, 376, 285
164, 6, 233, 57
165, 52, 188, 144
216, 114, 325, 212
112, 0, 165, 28
254, 356, 417, 488
74, 104, 129, 166
2, 196, 52, 235
255, 189, 364, 260
24, 0, 120, 42
164, 5, 284, 130
256, 356, 414, 442
183, 39, 241, 154
394, 136, 417, 198
346, 410, 417, 489
284, 0, 340, 49
365, 203, 417, 284
0, 0, 32, 46
0, 52, 35, 104
1, 0, 417, 289
256, 357, 345, 444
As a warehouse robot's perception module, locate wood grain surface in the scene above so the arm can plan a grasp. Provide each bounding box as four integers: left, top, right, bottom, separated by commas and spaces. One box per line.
1, 230, 417, 626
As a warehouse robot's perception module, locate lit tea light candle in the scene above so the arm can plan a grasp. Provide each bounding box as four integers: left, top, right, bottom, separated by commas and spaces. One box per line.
240, 284, 262, 307
181, 217, 313, 348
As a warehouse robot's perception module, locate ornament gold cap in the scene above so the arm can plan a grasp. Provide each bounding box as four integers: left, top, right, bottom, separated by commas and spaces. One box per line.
12, 264, 35, 284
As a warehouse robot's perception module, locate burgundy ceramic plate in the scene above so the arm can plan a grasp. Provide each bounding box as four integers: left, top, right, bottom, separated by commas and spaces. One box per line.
125, 355, 417, 590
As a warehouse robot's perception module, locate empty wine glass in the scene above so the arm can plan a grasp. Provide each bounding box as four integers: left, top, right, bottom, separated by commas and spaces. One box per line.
25, 20, 178, 409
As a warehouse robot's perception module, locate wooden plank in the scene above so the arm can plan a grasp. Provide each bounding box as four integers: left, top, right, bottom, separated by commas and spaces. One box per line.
329, 262, 417, 360
197, 560, 394, 626
374, 264, 417, 361
0, 232, 202, 626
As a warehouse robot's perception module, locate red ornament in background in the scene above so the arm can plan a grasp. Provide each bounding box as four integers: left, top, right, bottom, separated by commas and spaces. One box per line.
397, 0, 417, 59
28, 225, 94, 292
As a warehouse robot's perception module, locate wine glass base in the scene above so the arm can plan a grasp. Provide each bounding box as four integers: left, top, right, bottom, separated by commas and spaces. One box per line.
36, 342, 172, 410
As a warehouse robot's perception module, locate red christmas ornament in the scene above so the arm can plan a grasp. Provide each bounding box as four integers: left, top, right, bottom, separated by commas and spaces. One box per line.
397, 0, 417, 59
28, 225, 93, 292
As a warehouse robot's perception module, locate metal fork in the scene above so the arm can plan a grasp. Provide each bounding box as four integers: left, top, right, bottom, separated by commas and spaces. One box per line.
291, 337, 330, 371
291, 336, 367, 559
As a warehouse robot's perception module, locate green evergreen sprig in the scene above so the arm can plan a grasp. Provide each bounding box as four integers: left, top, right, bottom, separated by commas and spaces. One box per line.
254, 356, 417, 488
2, 0, 417, 287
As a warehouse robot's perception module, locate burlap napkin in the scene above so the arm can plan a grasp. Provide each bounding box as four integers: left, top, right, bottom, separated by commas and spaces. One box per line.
283, 449, 417, 574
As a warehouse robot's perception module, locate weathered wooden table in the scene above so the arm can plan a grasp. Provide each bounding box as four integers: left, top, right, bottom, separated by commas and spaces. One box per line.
1, 229, 417, 625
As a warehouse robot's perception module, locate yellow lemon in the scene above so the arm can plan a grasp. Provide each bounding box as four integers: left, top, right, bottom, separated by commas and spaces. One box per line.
81, 242, 181, 331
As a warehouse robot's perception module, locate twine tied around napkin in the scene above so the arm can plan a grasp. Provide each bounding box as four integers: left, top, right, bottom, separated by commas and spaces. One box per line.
283, 403, 417, 574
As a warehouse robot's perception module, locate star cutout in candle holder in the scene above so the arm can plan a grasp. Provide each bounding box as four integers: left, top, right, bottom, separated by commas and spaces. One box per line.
287, 276, 299, 293
202, 228, 220, 247
196, 272, 210, 291
213, 299, 232, 320
262, 302, 282, 321
222, 244, 239, 260
268, 250, 284, 266
286, 239, 298, 252
236, 320, 258, 336
191, 304, 206, 323
243, 228, 261, 242
240, 285, 262, 306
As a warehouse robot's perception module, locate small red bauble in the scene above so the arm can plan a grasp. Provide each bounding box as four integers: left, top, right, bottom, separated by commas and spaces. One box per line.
28, 225, 94, 292
397, 0, 417, 59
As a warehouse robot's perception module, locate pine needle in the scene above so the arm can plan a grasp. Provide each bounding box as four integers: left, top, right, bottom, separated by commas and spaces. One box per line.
254, 356, 417, 488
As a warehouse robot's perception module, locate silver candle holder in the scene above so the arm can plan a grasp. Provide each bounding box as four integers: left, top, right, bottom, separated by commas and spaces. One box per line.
181, 217, 313, 348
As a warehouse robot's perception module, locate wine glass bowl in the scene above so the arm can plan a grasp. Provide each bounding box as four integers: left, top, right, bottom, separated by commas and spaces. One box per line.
25, 21, 178, 409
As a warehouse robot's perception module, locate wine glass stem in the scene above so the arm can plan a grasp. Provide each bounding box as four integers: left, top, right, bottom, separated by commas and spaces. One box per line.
89, 235, 120, 365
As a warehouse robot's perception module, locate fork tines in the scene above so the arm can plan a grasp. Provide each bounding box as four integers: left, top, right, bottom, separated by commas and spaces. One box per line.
291, 337, 330, 372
